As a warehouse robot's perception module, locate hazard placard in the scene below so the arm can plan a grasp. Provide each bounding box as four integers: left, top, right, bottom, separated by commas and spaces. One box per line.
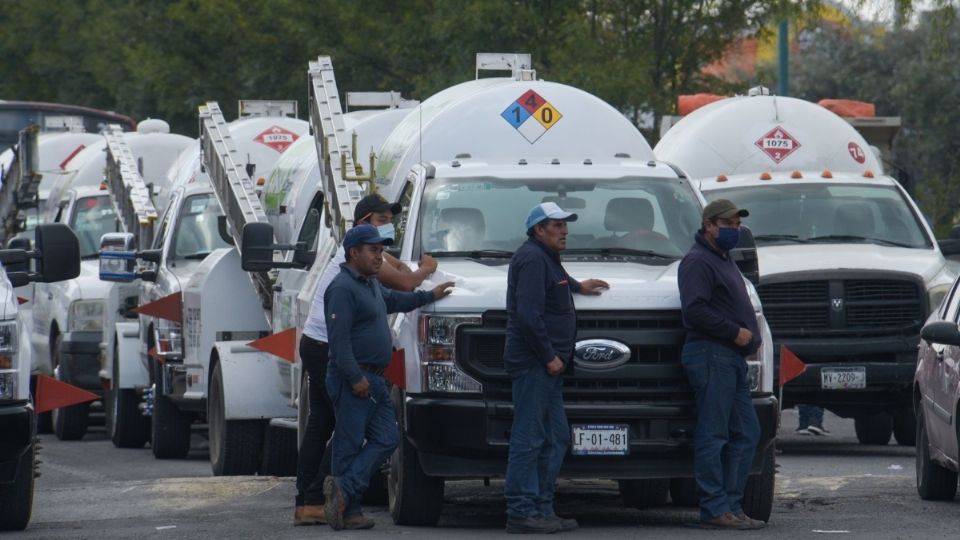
848, 142, 866, 164
754, 127, 801, 164
254, 126, 299, 153
501, 90, 563, 144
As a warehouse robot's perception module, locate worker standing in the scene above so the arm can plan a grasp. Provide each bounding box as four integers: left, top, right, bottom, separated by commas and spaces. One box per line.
322, 224, 454, 530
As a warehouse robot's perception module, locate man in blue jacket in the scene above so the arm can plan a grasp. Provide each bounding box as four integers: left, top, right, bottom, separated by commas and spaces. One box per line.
678, 199, 764, 530
503, 202, 609, 534
322, 224, 454, 531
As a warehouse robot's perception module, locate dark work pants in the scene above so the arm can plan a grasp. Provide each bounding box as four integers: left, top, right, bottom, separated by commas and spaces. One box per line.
295, 335, 335, 506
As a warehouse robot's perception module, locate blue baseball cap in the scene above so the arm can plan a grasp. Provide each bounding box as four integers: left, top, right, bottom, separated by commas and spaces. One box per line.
525, 202, 578, 230
343, 224, 394, 251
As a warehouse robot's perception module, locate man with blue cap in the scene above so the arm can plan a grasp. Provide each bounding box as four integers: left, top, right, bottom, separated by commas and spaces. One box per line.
503, 202, 609, 534
322, 224, 454, 531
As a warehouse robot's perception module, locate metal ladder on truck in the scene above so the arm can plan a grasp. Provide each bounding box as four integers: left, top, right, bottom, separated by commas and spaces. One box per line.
198, 101, 275, 311
0, 125, 43, 244
308, 55, 376, 244
102, 124, 159, 249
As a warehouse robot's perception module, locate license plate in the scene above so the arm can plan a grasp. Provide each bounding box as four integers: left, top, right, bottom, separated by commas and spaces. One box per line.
821, 367, 866, 390
571, 424, 629, 456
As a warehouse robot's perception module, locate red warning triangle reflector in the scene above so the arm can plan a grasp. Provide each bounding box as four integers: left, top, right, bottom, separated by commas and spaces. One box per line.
385, 349, 406, 389
35, 374, 99, 414
779, 345, 808, 387
247, 328, 298, 363
134, 292, 182, 323
148, 347, 165, 365
16, 296, 28, 305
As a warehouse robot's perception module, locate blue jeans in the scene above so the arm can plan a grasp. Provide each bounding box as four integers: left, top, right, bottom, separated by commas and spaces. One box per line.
504, 365, 570, 519
798, 404, 824, 429
681, 341, 761, 520
326, 366, 399, 516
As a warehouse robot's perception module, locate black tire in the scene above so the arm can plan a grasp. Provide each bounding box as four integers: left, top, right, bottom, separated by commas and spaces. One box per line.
0, 440, 34, 531
151, 360, 192, 459
51, 335, 89, 441
742, 444, 776, 522
208, 362, 264, 476
893, 409, 917, 447
854, 413, 892, 445
916, 408, 957, 500
109, 340, 149, 449
618, 479, 669, 509
389, 390, 444, 526
259, 425, 298, 476
669, 477, 698, 507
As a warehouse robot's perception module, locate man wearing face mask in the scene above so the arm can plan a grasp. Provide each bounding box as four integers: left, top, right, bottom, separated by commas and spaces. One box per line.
294, 193, 438, 526
678, 198, 764, 530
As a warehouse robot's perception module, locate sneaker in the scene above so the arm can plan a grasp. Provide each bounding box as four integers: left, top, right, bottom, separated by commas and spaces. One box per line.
343, 513, 376, 530
735, 512, 768, 529
323, 477, 347, 531
806, 425, 830, 436
700, 512, 756, 530
543, 514, 579, 531
506, 514, 562, 534
293, 504, 326, 526
795, 427, 813, 436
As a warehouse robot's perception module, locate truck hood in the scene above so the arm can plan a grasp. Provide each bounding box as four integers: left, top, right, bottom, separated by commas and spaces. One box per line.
758, 244, 947, 285
424, 258, 682, 312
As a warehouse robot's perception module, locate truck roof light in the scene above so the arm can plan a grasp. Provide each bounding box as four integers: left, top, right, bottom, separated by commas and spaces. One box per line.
256, 177, 266, 186
583, 159, 592, 165
614, 152, 630, 158
551, 158, 560, 165
99, 181, 108, 190
518, 159, 527, 165
863, 170, 874, 178
759, 172, 772, 180
822, 170, 833, 178
647, 160, 657, 167
451, 160, 461, 168
790, 171, 802, 179
717, 175, 728, 182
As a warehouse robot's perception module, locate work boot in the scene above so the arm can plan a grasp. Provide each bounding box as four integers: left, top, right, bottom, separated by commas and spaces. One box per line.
293, 504, 326, 526
323, 477, 347, 531
735, 512, 768, 529
343, 513, 376, 530
505, 514, 562, 534
543, 513, 579, 531
699, 512, 755, 530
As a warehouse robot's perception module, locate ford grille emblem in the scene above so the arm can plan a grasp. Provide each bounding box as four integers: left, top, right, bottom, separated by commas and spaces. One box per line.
831, 298, 844, 312
573, 339, 632, 370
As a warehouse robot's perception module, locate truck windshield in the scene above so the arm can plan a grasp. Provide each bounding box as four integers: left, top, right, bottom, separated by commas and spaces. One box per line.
172, 194, 231, 260
69, 195, 117, 258
706, 183, 932, 249
419, 176, 701, 258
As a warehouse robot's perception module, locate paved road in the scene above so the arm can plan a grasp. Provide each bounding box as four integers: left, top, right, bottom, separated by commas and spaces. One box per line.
15, 410, 960, 539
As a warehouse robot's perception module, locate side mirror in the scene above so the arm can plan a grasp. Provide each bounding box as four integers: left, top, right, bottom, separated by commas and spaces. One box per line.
34, 223, 81, 283
99, 232, 138, 282
7, 237, 30, 251
730, 225, 760, 286
242, 222, 277, 272
921, 320, 960, 346
938, 238, 960, 257
0, 249, 30, 286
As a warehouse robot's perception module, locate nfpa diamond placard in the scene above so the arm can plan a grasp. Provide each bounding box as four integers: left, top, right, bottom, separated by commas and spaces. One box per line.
501, 90, 563, 144
254, 126, 299, 153
754, 127, 801, 164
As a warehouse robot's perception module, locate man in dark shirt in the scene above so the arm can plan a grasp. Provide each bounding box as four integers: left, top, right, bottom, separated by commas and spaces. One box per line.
678, 199, 764, 530
322, 224, 453, 531
503, 202, 609, 534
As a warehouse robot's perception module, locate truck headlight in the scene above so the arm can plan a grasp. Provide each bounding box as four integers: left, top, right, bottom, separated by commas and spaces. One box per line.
418, 314, 482, 393
69, 299, 104, 332
745, 312, 774, 393
0, 320, 20, 400
928, 283, 952, 315
154, 319, 183, 360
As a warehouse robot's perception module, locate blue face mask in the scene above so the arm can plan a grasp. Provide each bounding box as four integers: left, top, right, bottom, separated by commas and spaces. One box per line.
716, 226, 740, 251
377, 223, 396, 241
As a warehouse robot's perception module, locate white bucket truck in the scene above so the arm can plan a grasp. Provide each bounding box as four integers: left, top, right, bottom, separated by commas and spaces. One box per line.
656, 90, 954, 446
240, 54, 779, 525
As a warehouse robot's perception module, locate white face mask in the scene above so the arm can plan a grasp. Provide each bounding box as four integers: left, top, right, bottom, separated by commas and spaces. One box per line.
377, 223, 396, 241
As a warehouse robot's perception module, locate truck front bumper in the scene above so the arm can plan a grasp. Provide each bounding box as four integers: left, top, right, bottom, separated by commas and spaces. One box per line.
404, 394, 779, 479
59, 331, 103, 394
0, 401, 35, 483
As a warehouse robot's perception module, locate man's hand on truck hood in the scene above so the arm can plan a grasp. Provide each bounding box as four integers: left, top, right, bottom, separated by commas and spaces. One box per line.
431, 281, 456, 300
578, 279, 610, 296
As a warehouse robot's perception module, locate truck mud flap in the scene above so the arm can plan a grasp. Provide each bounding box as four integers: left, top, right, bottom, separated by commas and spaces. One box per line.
115, 322, 148, 389
213, 341, 294, 421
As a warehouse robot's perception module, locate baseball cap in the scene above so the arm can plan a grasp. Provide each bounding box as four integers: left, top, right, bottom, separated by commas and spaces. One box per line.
343, 223, 394, 251
703, 198, 749, 220
354, 193, 402, 223
525, 202, 579, 230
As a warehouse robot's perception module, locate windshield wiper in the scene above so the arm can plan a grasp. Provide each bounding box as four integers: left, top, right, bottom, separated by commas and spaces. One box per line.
565, 247, 678, 259
183, 252, 212, 260
428, 249, 514, 259
754, 234, 809, 244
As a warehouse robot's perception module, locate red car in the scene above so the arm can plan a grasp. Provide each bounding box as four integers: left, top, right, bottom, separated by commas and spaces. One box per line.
915, 281, 960, 500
